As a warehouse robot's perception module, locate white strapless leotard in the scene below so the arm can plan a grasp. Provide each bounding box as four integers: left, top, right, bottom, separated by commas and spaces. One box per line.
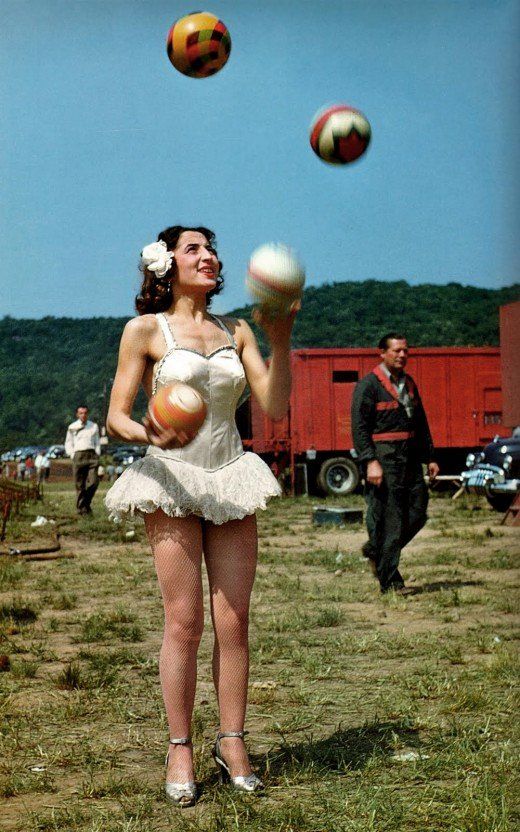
104, 313, 281, 524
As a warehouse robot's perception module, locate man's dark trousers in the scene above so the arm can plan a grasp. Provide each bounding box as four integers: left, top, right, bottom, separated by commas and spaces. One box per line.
364, 441, 428, 591
73, 450, 99, 514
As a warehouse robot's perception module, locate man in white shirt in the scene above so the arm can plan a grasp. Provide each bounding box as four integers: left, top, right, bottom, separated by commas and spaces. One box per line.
65, 405, 101, 515
34, 451, 50, 491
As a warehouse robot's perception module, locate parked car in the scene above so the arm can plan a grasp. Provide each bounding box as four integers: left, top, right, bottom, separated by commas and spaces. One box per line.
2, 449, 21, 461
461, 433, 520, 512
107, 444, 134, 459
111, 445, 147, 465
47, 444, 66, 459
13, 445, 42, 459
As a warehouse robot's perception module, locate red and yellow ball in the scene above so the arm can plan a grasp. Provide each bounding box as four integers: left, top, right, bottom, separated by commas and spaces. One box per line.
148, 382, 207, 435
166, 11, 231, 78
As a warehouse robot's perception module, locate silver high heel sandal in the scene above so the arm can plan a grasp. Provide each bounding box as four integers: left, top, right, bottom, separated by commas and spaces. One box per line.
164, 737, 197, 807
212, 730, 264, 792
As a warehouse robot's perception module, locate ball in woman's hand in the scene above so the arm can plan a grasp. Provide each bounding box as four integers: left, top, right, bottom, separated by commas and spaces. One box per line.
148, 383, 207, 436
246, 243, 305, 314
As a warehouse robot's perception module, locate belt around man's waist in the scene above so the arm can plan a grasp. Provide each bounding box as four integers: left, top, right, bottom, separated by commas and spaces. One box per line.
372, 431, 415, 442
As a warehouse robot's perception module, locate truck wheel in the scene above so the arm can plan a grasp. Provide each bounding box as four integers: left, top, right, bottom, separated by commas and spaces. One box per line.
485, 492, 514, 513
317, 457, 360, 496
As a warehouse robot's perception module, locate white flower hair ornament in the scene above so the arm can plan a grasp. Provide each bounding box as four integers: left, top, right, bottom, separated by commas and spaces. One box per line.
141, 240, 174, 277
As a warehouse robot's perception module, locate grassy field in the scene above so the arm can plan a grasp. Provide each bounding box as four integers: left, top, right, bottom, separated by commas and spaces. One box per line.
0, 481, 518, 832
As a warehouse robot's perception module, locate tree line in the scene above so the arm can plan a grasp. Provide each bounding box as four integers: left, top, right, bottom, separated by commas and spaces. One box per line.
1, 279, 517, 449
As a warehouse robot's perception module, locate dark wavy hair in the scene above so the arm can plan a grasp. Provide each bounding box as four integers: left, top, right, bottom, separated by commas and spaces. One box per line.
135, 225, 224, 315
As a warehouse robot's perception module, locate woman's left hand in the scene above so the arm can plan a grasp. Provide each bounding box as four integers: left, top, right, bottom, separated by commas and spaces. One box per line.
142, 415, 195, 449
252, 300, 300, 348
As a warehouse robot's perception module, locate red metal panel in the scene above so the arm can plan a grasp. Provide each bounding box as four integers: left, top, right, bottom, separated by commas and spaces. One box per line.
292, 352, 368, 452
291, 354, 334, 453
478, 375, 503, 442
332, 378, 356, 447
329, 354, 367, 448
441, 355, 478, 446
410, 355, 449, 448
500, 302, 520, 428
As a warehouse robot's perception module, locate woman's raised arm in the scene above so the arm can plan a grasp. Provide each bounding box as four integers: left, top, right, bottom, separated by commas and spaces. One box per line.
236, 306, 298, 421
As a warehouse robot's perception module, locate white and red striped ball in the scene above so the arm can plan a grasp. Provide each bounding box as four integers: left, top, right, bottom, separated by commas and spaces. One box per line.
310, 104, 371, 165
148, 382, 206, 435
246, 243, 305, 313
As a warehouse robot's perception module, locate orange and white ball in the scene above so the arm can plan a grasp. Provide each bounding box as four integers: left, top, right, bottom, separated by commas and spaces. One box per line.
148, 383, 206, 435
246, 243, 305, 313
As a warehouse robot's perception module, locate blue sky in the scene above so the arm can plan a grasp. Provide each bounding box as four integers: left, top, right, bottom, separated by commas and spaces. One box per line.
1, 0, 518, 319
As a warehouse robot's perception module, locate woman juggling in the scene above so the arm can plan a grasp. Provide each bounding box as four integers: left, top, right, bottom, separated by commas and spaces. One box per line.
105, 226, 297, 805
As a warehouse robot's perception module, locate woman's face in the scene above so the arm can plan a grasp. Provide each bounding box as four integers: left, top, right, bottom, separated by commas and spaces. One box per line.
172, 230, 219, 293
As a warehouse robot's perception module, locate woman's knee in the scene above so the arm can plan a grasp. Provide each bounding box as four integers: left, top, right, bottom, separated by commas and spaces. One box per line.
164, 605, 204, 646
213, 603, 250, 645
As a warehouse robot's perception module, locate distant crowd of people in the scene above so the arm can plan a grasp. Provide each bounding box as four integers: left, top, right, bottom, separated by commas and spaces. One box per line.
2, 442, 124, 490
2, 452, 51, 483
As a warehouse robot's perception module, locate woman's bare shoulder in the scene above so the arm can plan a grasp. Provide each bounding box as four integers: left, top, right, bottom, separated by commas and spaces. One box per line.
123, 314, 157, 336
218, 315, 252, 347
218, 315, 249, 346
121, 314, 159, 349
220, 315, 252, 333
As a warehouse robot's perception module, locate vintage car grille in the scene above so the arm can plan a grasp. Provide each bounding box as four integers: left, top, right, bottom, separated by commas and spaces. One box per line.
462, 463, 505, 491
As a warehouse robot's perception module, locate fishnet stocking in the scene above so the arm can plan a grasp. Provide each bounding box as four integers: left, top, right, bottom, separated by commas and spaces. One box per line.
204, 514, 258, 776
145, 510, 258, 779
145, 512, 203, 780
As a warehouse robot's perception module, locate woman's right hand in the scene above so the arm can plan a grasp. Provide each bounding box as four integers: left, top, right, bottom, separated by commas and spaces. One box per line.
252, 300, 300, 349
142, 415, 195, 449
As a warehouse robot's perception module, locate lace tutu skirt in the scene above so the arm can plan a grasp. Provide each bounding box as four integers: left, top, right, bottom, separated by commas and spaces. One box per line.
104, 451, 281, 525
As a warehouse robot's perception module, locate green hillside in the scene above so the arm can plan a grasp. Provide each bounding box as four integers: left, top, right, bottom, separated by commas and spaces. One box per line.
1, 280, 517, 448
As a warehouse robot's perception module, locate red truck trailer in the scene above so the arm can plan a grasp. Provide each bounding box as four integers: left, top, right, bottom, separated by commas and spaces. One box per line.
237, 347, 502, 495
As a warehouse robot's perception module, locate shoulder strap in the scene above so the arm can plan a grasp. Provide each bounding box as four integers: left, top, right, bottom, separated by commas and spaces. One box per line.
156, 313, 176, 350
372, 365, 399, 401
210, 314, 237, 349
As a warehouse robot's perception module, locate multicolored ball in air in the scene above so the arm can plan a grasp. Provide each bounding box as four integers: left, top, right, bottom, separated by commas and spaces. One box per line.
247, 243, 305, 315
148, 382, 207, 437
166, 11, 231, 78
310, 104, 371, 165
